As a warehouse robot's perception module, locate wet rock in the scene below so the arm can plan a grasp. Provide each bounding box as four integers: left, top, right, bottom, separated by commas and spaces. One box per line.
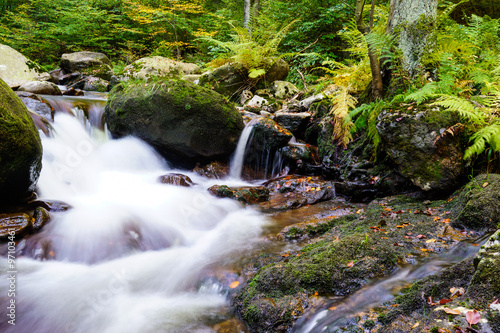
0, 44, 41, 88
261, 175, 335, 210
123, 56, 201, 80
208, 185, 269, 204
32, 206, 51, 232
83, 76, 109, 92
245, 95, 268, 108
0, 213, 31, 239
28, 110, 52, 136
274, 112, 311, 137
377, 108, 464, 193
0, 77, 43, 202
31, 200, 72, 212
263, 58, 290, 84
193, 162, 230, 179
451, 174, 500, 231
16, 91, 54, 121
212, 318, 248, 333
270, 80, 299, 99
158, 173, 195, 187
60, 51, 113, 80
18, 81, 61, 95
105, 79, 244, 167
251, 117, 293, 151
63, 87, 85, 96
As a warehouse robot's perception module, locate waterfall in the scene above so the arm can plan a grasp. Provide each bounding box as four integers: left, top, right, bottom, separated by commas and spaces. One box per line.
229, 119, 257, 179
0, 108, 265, 332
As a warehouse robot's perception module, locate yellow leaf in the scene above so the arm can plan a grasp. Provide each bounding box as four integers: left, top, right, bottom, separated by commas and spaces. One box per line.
229, 281, 240, 289
411, 322, 420, 329
443, 308, 461, 315
425, 239, 436, 243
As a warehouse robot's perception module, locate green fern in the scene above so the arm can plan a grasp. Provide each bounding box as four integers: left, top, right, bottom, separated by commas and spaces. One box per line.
430, 95, 484, 124
465, 123, 500, 159
326, 86, 358, 147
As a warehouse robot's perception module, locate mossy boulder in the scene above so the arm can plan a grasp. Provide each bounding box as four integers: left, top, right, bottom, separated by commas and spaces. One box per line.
198, 63, 246, 99
451, 174, 500, 231
251, 117, 293, 151
60, 51, 113, 80
208, 185, 269, 204
123, 56, 201, 80
0, 44, 41, 88
377, 108, 464, 193
0, 77, 43, 202
104, 79, 244, 167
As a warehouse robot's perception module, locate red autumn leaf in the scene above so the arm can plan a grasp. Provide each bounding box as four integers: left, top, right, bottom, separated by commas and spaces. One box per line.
465, 310, 481, 326
394, 210, 405, 214
439, 299, 452, 305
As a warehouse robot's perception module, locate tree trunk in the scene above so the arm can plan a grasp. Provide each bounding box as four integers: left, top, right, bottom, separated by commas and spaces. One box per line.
253, 0, 260, 20
356, 0, 383, 100
243, 0, 251, 34
387, 0, 438, 76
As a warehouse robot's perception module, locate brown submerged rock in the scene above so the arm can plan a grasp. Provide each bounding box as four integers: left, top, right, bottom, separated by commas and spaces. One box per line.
208, 185, 270, 204
193, 162, 230, 179
158, 173, 194, 187
0, 213, 31, 239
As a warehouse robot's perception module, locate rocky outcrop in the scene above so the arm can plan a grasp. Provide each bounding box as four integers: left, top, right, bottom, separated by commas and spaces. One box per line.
158, 173, 195, 187
0, 77, 43, 202
105, 79, 244, 167
270, 80, 299, 99
451, 174, 500, 231
123, 56, 201, 80
60, 51, 113, 80
0, 44, 41, 88
377, 107, 464, 193
18, 81, 61, 95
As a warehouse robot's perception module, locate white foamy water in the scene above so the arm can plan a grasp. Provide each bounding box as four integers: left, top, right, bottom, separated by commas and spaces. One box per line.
1, 113, 266, 332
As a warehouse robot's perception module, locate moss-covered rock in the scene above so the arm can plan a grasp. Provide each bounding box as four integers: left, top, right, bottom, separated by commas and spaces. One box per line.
208, 185, 270, 204
451, 174, 500, 231
376, 108, 464, 193
60, 51, 113, 80
0, 77, 43, 202
0, 44, 41, 88
123, 56, 201, 80
104, 79, 244, 166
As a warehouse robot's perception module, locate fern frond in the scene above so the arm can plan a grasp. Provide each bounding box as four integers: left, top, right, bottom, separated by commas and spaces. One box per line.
328, 86, 358, 147
464, 123, 500, 159
405, 83, 438, 104
430, 95, 484, 124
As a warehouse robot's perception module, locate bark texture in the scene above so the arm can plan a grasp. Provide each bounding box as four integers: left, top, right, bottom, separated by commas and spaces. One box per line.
387, 0, 438, 76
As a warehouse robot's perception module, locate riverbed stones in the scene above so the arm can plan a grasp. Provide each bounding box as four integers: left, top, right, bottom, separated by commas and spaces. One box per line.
377, 108, 464, 193
0, 213, 31, 238
0, 44, 41, 88
0, 77, 43, 202
105, 79, 244, 167
60, 51, 113, 80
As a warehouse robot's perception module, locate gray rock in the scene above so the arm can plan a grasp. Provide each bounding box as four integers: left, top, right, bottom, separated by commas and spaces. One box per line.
274, 112, 311, 135
123, 56, 201, 80
18, 81, 61, 95
61, 51, 113, 80
270, 81, 299, 99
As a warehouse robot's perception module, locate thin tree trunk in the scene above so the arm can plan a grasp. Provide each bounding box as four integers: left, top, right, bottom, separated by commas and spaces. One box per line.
356, 0, 383, 100
243, 0, 251, 34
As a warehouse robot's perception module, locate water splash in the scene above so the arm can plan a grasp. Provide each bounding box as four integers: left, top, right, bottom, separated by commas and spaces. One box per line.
0, 112, 266, 332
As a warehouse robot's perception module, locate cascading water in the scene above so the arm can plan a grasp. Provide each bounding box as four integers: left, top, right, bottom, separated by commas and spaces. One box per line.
0, 105, 266, 332
229, 119, 288, 180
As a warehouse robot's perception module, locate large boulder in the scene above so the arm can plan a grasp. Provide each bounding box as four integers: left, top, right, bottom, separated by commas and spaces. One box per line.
0, 78, 43, 202
0, 44, 40, 88
60, 51, 113, 80
104, 79, 244, 166
123, 56, 201, 80
377, 108, 464, 193
450, 174, 500, 231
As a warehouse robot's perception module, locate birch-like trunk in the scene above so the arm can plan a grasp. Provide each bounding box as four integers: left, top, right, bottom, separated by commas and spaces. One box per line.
243, 0, 251, 34
387, 0, 438, 76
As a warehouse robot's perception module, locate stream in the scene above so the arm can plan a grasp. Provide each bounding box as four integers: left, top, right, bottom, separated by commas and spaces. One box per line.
0, 93, 486, 332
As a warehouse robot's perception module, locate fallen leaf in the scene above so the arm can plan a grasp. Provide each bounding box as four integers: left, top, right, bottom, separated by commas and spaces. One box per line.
443, 308, 461, 315
381, 237, 389, 239
465, 310, 481, 325
392, 304, 399, 307
314, 292, 319, 296
439, 299, 453, 305
434, 216, 441, 221
384, 207, 392, 211
346, 261, 354, 268
412, 322, 420, 329
450, 287, 465, 298
416, 234, 427, 239
483, 182, 489, 188
491, 299, 499, 305
426, 239, 437, 243
442, 218, 451, 223
282, 253, 290, 257
229, 281, 240, 289
328, 305, 337, 311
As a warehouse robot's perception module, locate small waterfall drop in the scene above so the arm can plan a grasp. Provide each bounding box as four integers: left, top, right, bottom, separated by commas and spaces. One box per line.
229, 119, 257, 179
0, 104, 266, 332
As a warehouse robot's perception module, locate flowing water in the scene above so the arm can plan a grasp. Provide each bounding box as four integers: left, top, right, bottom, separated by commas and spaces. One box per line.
0, 108, 266, 332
